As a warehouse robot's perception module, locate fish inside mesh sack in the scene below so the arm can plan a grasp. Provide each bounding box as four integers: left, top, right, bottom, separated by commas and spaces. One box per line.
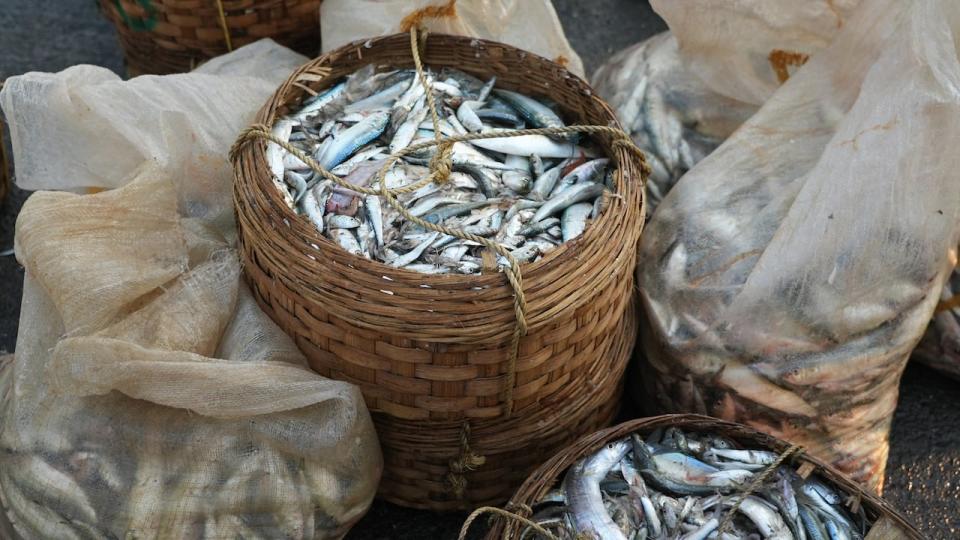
637, 0, 960, 494
591, 32, 755, 214
592, 0, 864, 216
0, 139, 381, 540
595, 7, 960, 383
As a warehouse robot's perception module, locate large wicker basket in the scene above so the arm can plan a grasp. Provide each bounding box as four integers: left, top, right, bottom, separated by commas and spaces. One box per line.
489, 414, 922, 539
232, 33, 647, 509
97, 0, 322, 76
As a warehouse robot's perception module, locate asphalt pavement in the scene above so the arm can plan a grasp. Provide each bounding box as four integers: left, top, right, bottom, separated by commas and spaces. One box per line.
0, 1, 957, 538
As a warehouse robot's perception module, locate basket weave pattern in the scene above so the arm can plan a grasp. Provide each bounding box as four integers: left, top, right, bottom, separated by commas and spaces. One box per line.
97, 0, 322, 75
233, 33, 646, 509
489, 414, 923, 539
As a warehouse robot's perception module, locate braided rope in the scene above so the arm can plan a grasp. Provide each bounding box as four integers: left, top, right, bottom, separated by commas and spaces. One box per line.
458, 505, 558, 540
716, 444, 804, 536
447, 421, 487, 499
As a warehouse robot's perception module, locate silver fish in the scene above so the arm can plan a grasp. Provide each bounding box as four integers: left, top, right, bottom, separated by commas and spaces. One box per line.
297, 82, 347, 119
457, 100, 486, 132
519, 217, 560, 237
390, 95, 430, 154
365, 195, 384, 247
343, 78, 409, 114
530, 160, 570, 200
390, 232, 440, 267
493, 88, 565, 131
551, 158, 610, 197
532, 183, 606, 222
326, 214, 361, 229
564, 441, 631, 540
561, 202, 593, 242
471, 133, 596, 158
330, 229, 363, 256
316, 111, 390, 170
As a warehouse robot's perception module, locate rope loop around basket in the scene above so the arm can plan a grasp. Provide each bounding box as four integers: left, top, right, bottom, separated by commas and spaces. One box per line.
458, 505, 559, 540
230, 26, 649, 501
716, 443, 804, 536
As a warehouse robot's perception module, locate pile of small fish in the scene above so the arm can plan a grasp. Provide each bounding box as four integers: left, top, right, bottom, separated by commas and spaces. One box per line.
591, 32, 755, 213
266, 64, 612, 274
528, 427, 870, 540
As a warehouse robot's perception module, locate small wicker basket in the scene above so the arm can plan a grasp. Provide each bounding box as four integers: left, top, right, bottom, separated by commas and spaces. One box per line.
488, 414, 922, 539
97, 0, 322, 76
232, 32, 647, 509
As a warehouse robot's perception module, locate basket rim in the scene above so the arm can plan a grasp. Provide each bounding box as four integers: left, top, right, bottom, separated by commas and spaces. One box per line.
232, 32, 647, 341
234, 31, 645, 288
490, 414, 922, 539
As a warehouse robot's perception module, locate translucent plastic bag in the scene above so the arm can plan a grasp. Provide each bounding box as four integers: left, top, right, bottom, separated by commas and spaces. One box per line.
638, 0, 960, 493
591, 32, 755, 212
1, 39, 306, 193
320, 0, 585, 77
0, 40, 381, 538
1, 169, 381, 539
593, 0, 862, 214
651, 0, 862, 105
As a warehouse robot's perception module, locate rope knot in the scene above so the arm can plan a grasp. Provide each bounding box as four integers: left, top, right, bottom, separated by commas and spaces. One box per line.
230, 123, 271, 164
429, 140, 455, 184
504, 502, 533, 518
447, 421, 487, 499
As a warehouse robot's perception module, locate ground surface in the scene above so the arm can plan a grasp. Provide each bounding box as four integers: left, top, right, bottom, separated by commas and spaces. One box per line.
0, 1, 957, 538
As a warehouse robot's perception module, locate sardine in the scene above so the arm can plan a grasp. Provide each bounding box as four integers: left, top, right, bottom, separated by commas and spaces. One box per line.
365, 195, 384, 247
297, 82, 347, 119
316, 111, 390, 170
563, 441, 631, 540
561, 202, 593, 242
471, 133, 596, 158
530, 161, 568, 201
493, 88, 565, 131
390, 232, 440, 267
330, 228, 363, 256
533, 183, 606, 222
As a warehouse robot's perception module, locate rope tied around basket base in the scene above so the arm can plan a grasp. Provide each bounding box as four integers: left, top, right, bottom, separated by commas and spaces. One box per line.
230, 27, 649, 500
447, 421, 487, 500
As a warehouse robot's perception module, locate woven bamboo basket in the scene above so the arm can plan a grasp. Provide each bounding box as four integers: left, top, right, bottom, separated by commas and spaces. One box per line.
488, 414, 922, 539
232, 32, 646, 509
97, 0, 322, 76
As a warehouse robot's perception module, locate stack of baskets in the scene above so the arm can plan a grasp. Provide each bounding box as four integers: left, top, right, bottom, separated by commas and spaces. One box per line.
489, 414, 923, 539
97, 0, 323, 75
232, 33, 647, 510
